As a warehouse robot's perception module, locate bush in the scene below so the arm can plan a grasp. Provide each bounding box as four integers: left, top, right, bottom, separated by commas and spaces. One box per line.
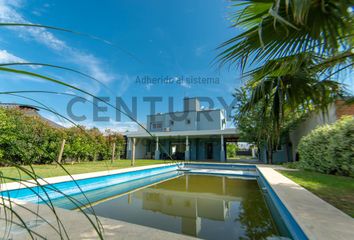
0, 108, 125, 165
298, 116, 354, 177
282, 161, 301, 169
226, 143, 238, 158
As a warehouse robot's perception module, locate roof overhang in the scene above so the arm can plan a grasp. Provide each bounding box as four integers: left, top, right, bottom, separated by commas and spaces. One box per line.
125, 128, 238, 138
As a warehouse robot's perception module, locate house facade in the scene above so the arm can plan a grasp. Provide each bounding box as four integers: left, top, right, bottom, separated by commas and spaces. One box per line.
126, 98, 238, 161
288, 100, 354, 161
262, 100, 354, 163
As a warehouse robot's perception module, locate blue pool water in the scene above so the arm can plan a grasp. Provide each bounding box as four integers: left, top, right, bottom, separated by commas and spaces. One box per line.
1, 163, 306, 239
2, 165, 178, 206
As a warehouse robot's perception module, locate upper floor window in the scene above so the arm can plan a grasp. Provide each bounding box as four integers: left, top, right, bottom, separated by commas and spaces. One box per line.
186, 119, 191, 124
170, 120, 174, 126
150, 122, 162, 130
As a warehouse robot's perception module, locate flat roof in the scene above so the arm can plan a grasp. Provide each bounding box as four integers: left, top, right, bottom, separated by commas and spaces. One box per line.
125, 128, 238, 138
147, 108, 223, 117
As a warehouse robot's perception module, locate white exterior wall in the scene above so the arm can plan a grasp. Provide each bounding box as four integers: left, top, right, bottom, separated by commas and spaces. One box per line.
147, 109, 225, 132
147, 114, 166, 131
134, 138, 147, 159
167, 112, 198, 131
197, 110, 225, 130
289, 104, 337, 160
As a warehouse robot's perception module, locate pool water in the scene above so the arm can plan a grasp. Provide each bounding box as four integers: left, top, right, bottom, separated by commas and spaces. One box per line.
84, 174, 281, 239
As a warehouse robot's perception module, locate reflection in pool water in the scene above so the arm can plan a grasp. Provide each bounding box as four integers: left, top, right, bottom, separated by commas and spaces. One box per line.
85, 174, 281, 239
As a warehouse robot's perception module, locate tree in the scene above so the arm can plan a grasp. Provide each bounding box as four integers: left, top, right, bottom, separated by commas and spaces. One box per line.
218, 0, 354, 74
105, 129, 125, 162
0, 109, 16, 163
233, 61, 342, 163
226, 143, 238, 159
221, 0, 353, 162
0, 108, 126, 165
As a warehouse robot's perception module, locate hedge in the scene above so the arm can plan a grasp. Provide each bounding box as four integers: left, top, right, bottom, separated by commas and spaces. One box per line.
298, 116, 354, 177
0, 108, 125, 165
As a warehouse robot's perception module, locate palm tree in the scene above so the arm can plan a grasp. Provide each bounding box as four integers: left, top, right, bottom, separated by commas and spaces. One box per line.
220, 0, 353, 162
244, 55, 343, 161
218, 0, 354, 72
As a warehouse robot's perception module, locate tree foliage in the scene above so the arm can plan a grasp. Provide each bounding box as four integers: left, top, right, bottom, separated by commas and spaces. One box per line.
218, 0, 354, 73
234, 86, 307, 162
224, 0, 353, 162
226, 143, 238, 158
0, 108, 125, 165
298, 116, 354, 176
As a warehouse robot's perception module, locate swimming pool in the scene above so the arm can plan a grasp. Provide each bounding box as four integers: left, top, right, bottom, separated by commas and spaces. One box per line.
84, 174, 281, 239
1, 163, 306, 239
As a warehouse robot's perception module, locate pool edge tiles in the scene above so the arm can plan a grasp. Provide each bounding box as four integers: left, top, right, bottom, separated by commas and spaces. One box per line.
256, 168, 307, 240
0, 163, 178, 192
0, 197, 196, 240
257, 166, 354, 240
1, 164, 179, 203
2, 162, 353, 240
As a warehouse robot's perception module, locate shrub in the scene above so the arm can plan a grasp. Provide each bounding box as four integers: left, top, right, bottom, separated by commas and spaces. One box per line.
298, 116, 354, 177
0, 108, 125, 165
226, 143, 238, 158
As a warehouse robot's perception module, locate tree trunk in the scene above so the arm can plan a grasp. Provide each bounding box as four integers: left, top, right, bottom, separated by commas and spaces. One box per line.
57, 139, 66, 164
267, 142, 273, 164
117, 145, 121, 160
111, 142, 116, 164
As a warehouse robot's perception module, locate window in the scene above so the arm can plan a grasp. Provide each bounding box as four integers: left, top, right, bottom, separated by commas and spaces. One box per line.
150, 122, 162, 130
186, 119, 191, 124
170, 120, 174, 126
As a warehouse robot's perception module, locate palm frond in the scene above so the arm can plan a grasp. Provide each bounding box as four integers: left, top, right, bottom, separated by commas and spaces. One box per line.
218, 0, 353, 70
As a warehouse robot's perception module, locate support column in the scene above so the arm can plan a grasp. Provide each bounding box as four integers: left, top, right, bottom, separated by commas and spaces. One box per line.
154, 137, 160, 160
185, 136, 190, 161
127, 138, 132, 159
252, 146, 256, 158
220, 135, 225, 162
131, 138, 136, 166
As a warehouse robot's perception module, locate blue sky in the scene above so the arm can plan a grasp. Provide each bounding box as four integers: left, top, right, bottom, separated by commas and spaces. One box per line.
1, 1, 352, 132
0, 0, 243, 131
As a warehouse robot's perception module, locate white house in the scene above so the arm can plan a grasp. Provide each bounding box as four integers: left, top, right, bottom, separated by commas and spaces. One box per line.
125, 97, 238, 161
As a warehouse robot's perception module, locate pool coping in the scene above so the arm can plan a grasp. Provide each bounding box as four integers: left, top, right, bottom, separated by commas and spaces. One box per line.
0, 197, 196, 240
1, 162, 354, 240
0, 163, 197, 240
257, 166, 354, 240
176, 162, 354, 240
0, 163, 176, 191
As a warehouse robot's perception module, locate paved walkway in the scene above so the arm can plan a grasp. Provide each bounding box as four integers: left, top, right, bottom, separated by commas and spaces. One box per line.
0, 199, 196, 240
0, 164, 195, 240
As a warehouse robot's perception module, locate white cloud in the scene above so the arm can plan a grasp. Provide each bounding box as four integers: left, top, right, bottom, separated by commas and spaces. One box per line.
195, 45, 207, 57
68, 51, 115, 84
0, 0, 115, 84
105, 119, 139, 132
180, 81, 191, 89
0, 49, 26, 63
116, 74, 133, 95
44, 114, 139, 133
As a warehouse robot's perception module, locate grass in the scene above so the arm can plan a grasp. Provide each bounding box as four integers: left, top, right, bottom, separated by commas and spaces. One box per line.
0, 159, 167, 183
227, 155, 256, 160
279, 170, 354, 217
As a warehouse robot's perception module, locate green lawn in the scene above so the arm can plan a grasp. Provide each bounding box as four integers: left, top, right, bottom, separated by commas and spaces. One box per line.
227, 155, 255, 160
279, 170, 354, 217
0, 159, 167, 183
